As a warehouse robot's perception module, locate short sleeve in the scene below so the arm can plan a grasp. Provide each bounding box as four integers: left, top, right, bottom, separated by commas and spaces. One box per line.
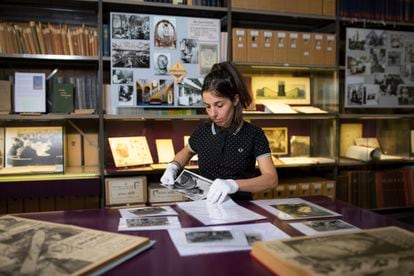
254, 128, 271, 159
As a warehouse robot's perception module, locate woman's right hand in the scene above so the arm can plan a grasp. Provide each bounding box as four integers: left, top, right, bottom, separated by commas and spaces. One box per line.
160, 162, 179, 185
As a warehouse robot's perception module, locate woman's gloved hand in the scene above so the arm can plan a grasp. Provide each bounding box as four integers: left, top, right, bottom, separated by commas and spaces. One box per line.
207, 179, 239, 204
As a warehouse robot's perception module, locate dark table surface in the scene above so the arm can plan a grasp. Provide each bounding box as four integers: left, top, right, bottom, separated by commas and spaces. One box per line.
18, 196, 414, 276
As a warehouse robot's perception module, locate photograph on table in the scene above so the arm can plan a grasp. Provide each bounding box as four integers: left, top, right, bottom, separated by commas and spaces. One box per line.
162, 169, 212, 201
262, 127, 288, 155
5, 126, 63, 171
108, 136, 153, 167
289, 219, 359, 236
252, 76, 310, 105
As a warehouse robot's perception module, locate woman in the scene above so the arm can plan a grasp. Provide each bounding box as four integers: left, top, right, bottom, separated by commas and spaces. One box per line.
160, 62, 278, 204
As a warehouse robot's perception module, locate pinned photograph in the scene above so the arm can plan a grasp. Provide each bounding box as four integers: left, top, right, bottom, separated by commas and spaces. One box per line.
347, 56, 368, 75
388, 51, 401, 66
136, 79, 174, 106
347, 82, 364, 105
263, 127, 288, 155
347, 29, 365, 51
154, 17, 177, 49
397, 85, 414, 105
112, 69, 133, 84
154, 53, 171, 75
162, 169, 212, 201
404, 40, 414, 64
112, 40, 150, 68
118, 85, 134, 105
180, 38, 198, 64
199, 43, 219, 75
369, 48, 386, 73
112, 13, 150, 40
363, 84, 379, 105
366, 29, 387, 47
177, 78, 204, 107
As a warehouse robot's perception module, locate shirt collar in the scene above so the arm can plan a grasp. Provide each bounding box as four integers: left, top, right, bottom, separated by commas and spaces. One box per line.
211, 121, 243, 136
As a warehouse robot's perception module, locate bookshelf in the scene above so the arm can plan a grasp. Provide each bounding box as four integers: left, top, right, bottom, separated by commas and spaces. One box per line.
0, 0, 413, 214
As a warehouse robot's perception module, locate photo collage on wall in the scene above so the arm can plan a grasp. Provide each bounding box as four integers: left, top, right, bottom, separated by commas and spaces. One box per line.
345, 27, 414, 108
110, 12, 221, 109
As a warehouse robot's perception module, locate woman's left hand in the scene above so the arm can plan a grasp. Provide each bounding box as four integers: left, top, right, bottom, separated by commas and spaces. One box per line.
207, 179, 239, 204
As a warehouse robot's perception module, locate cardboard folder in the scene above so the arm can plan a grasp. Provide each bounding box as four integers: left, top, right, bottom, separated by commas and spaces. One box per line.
232, 28, 247, 62
312, 33, 325, 65
300, 32, 314, 65
247, 29, 262, 62
261, 30, 274, 62
287, 32, 301, 65
323, 0, 336, 16
325, 34, 337, 65
308, 0, 323, 15
274, 31, 287, 64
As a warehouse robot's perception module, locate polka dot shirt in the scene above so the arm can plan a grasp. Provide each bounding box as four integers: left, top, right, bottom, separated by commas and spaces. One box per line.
188, 121, 271, 199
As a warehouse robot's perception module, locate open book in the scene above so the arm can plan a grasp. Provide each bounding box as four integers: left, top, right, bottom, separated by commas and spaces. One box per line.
161, 169, 213, 201
0, 215, 154, 275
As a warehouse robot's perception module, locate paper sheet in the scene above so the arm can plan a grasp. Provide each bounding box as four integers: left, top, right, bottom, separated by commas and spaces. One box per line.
118, 216, 181, 231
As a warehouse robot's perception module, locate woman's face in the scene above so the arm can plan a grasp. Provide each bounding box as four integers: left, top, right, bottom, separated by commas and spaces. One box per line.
203, 91, 238, 128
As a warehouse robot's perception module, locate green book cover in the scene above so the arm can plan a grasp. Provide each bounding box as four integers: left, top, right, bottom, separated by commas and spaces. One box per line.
48, 82, 74, 113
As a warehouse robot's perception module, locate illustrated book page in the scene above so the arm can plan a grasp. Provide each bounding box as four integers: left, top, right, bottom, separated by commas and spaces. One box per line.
108, 136, 153, 167
168, 222, 290, 256
251, 198, 342, 220
161, 169, 212, 201
0, 215, 152, 275
251, 226, 414, 275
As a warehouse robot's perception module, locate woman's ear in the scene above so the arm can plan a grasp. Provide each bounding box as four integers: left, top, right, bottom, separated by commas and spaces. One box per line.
233, 95, 240, 106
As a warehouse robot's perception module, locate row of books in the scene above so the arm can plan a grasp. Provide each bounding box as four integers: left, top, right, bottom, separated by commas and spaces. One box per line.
0, 21, 98, 56
232, 28, 336, 65
0, 72, 97, 115
339, 0, 414, 23
254, 177, 336, 200
336, 168, 414, 209
232, 0, 336, 17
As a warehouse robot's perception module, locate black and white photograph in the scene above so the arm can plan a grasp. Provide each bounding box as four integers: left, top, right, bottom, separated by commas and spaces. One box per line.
112, 69, 133, 84
290, 219, 359, 236
388, 51, 401, 66
390, 33, 403, 48
397, 85, 414, 105
262, 127, 288, 155
347, 82, 364, 105
347, 29, 365, 51
119, 206, 178, 218
347, 56, 368, 75
270, 203, 334, 219
136, 79, 174, 106
366, 29, 387, 47
369, 48, 386, 73
126, 217, 169, 227
180, 38, 198, 64
405, 40, 414, 64
177, 78, 203, 107
199, 43, 219, 75
363, 84, 379, 105
112, 13, 150, 40
118, 216, 181, 231
378, 74, 404, 96
5, 126, 63, 169
154, 53, 170, 75
112, 40, 150, 68
118, 85, 134, 105
162, 169, 212, 201
185, 231, 234, 244
154, 17, 177, 49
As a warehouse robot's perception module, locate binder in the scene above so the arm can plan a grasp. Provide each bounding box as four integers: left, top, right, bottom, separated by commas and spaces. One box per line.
232, 28, 247, 62
325, 33, 336, 65
311, 182, 323, 195
308, 0, 323, 15
298, 183, 311, 197
296, 0, 310, 14
274, 31, 287, 64
287, 32, 301, 65
259, 0, 284, 11
247, 29, 261, 62
312, 33, 325, 65
300, 32, 313, 65
261, 30, 274, 62
323, 180, 336, 198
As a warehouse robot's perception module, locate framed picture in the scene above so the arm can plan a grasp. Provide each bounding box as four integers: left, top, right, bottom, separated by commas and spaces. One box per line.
4, 126, 63, 172
105, 176, 147, 206
108, 136, 153, 167
262, 127, 288, 155
252, 76, 310, 105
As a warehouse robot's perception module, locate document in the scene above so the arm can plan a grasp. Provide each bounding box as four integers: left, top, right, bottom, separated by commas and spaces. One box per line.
118, 216, 181, 231
119, 206, 178, 218
176, 198, 266, 225
289, 219, 359, 236
168, 222, 290, 256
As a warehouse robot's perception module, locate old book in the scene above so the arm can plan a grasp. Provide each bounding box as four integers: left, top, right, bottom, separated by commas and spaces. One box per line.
0, 128, 4, 168
0, 215, 153, 275
0, 80, 12, 114
105, 176, 147, 206
47, 81, 74, 114
147, 183, 188, 203
108, 136, 153, 167
83, 133, 99, 166
14, 72, 46, 113
340, 123, 362, 157
65, 133, 82, 167
155, 138, 175, 164
251, 226, 414, 276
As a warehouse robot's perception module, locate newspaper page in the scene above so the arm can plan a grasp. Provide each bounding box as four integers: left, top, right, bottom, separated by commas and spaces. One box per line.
0, 215, 150, 275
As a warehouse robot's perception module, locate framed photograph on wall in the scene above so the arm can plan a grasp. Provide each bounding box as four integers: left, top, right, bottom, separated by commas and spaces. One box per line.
252, 76, 310, 105
262, 127, 288, 155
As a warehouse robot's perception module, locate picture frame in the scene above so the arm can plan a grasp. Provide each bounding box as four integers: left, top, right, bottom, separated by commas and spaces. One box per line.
252, 76, 310, 105
4, 126, 63, 172
108, 136, 153, 167
262, 127, 288, 155
105, 176, 147, 206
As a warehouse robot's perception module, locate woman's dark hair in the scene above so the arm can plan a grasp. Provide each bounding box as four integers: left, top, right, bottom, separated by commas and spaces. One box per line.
202, 62, 252, 126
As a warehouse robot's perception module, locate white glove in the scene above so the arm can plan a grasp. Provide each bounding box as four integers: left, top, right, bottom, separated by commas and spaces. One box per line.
160, 162, 179, 185
207, 179, 239, 204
